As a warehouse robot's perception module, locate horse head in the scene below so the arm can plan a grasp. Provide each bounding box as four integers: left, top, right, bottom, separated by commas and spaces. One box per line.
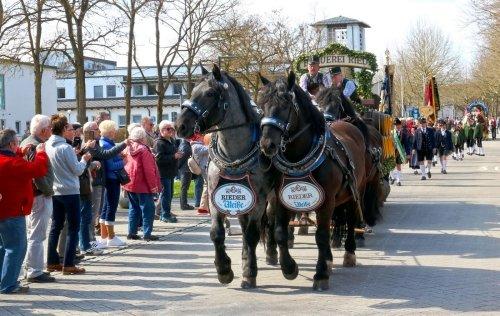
257, 72, 301, 158
316, 86, 343, 122
175, 64, 231, 138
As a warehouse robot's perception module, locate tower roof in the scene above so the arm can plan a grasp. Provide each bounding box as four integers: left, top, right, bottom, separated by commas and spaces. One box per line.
311, 16, 370, 28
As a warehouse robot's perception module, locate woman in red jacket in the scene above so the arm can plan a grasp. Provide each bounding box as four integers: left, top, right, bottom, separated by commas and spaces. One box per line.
0, 129, 48, 294
122, 127, 162, 241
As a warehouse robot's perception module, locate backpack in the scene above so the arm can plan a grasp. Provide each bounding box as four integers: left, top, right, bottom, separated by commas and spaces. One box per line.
187, 157, 202, 175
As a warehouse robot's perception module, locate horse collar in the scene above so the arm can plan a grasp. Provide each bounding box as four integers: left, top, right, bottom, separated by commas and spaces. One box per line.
209, 130, 260, 175
273, 127, 330, 177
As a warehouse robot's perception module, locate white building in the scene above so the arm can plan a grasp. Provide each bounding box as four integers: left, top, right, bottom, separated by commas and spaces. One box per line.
0, 61, 57, 135
56, 58, 202, 127
312, 16, 370, 51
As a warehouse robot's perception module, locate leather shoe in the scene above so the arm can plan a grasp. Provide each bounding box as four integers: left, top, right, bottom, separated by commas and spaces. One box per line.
127, 234, 140, 240
143, 235, 160, 241
47, 264, 63, 272
27, 273, 56, 283
62, 266, 86, 275
181, 204, 194, 210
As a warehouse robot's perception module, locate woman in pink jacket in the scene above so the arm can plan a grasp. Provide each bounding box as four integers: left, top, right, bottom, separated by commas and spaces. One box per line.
122, 127, 162, 241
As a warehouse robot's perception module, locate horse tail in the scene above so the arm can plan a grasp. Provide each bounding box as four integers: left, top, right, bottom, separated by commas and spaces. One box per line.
362, 176, 382, 227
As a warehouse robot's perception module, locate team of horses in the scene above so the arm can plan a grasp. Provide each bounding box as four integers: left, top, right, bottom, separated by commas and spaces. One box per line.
175, 65, 388, 291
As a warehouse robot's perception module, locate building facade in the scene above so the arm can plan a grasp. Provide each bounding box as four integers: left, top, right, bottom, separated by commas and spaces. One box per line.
312, 16, 370, 52
56, 59, 201, 126
0, 61, 57, 135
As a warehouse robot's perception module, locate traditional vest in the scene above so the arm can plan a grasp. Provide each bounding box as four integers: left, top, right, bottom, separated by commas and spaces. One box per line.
306, 73, 324, 90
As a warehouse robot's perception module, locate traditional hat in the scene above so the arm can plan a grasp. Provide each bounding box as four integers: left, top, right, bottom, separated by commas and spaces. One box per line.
72, 122, 82, 130
329, 66, 342, 75
308, 55, 320, 65
395, 118, 402, 125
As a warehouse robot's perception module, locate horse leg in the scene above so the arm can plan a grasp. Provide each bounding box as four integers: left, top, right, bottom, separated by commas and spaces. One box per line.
331, 207, 345, 248
313, 207, 334, 291
265, 198, 278, 266
239, 213, 261, 289
343, 202, 357, 267
275, 204, 298, 280
210, 212, 234, 284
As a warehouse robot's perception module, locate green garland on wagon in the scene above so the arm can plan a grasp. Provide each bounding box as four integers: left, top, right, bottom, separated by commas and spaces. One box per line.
380, 157, 396, 177
292, 43, 378, 99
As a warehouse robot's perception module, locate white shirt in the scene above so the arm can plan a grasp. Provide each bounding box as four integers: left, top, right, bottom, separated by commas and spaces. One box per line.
343, 80, 356, 98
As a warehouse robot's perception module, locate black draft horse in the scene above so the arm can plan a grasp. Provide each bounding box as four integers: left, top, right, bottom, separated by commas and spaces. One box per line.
257, 72, 369, 291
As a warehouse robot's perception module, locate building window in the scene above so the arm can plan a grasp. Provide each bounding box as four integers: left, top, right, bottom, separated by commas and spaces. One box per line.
57, 87, 66, 99
161, 114, 169, 121
133, 84, 144, 96
15, 121, 21, 134
172, 83, 183, 95
147, 84, 156, 96
171, 112, 178, 122
106, 85, 116, 97
132, 115, 142, 123
26, 121, 30, 132
118, 115, 126, 127
94, 85, 103, 98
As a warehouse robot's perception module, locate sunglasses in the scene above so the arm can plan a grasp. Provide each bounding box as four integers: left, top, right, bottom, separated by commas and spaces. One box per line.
166, 127, 175, 131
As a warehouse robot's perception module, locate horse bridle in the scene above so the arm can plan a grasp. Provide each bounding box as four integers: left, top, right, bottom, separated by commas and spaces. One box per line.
260, 91, 311, 152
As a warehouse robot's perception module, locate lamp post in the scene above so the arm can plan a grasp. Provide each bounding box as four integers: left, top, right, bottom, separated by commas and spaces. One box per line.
67, 109, 72, 122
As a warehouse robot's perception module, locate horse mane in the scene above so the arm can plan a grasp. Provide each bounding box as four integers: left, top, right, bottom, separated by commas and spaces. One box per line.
316, 86, 341, 109
291, 82, 325, 136
223, 72, 259, 124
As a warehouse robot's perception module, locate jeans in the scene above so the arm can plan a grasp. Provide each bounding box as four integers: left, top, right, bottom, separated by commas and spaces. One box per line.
24, 195, 52, 279
0, 216, 27, 293
101, 179, 120, 225
127, 192, 155, 238
194, 176, 204, 207
90, 185, 104, 240
47, 195, 80, 267
79, 196, 93, 251
160, 177, 174, 220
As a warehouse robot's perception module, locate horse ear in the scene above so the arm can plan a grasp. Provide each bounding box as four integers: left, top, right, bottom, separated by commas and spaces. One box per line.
212, 64, 222, 81
200, 63, 209, 76
259, 73, 271, 86
287, 71, 296, 91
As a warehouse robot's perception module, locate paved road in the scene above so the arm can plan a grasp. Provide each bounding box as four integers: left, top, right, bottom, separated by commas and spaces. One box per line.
2, 141, 499, 315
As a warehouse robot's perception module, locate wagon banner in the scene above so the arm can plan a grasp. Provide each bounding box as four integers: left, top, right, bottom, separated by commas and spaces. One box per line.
301, 54, 372, 70
279, 174, 325, 212
211, 174, 256, 217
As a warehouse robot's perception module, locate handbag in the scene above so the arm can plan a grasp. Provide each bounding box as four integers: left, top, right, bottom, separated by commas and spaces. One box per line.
115, 168, 131, 185
187, 157, 202, 175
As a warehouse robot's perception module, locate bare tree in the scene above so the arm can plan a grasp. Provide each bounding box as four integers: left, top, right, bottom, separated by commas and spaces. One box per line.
55, 0, 123, 123
179, 0, 236, 98
19, 0, 62, 114
0, 0, 24, 59
395, 21, 462, 107
110, 0, 150, 126
133, 0, 202, 121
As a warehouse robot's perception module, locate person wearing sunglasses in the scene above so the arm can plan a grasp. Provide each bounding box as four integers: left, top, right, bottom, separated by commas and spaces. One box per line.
154, 121, 181, 223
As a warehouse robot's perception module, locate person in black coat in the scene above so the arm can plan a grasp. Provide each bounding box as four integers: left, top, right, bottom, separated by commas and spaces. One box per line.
413, 117, 437, 180
176, 138, 193, 210
155, 121, 181, 223
435, 119, 453, 174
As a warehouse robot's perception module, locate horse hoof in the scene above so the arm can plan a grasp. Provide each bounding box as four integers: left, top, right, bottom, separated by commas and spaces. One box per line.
343, 252, 356, 267
240, 277, 256, 289
326, 260, 333, 275
313, 279, 330, 291
287, 239, 295, 249
298, 226, 308, 235
283, 262, 299, 280
266, 254, 278, 266
331, 238, 342, 248
217, 270, 234, 284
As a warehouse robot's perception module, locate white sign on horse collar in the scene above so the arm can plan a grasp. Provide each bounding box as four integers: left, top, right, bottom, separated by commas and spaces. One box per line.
279, 174, 325, 212
211, 174, 256, 216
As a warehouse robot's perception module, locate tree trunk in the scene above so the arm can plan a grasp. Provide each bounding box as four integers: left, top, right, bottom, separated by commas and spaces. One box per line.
34, 61, 42, 114
157, 86, 164, 121
186, 59, 193, 99
125, 12, 135, 128
75, 19, 86, 123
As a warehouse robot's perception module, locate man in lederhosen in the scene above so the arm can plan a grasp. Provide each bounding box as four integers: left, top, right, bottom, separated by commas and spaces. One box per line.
299, 55, 331, 98
391, 118, 411, 186
413, 117, 436, 180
